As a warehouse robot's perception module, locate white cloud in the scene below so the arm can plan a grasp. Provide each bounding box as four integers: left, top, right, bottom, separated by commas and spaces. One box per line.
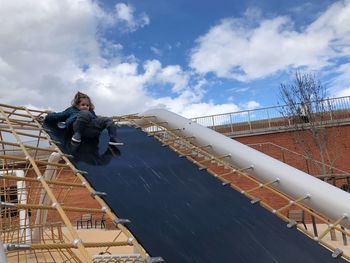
229, 87, 250, 93
114, 3, 150, 32
189, 0, 350, 82
332, 63, 350, 97
0, 0, 205, 117
242, 100, 260, 109
0, 0, 101, 106
180, 102, 240, 119
157, 65, 189, 93
336, 88, 350, 97
148, 95, 241, 119
150, 46, 162, 56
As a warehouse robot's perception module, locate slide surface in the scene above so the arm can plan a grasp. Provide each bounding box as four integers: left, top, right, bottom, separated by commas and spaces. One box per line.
46, 125, 346, 263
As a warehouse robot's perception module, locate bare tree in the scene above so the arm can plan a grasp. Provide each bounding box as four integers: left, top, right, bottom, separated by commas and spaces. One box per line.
279, 71, 339, 176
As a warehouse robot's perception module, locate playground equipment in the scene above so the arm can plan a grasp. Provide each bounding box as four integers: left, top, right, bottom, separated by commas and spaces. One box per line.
0, 104, 350, 262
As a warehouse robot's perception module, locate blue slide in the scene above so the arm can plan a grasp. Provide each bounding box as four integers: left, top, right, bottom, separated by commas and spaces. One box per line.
47, 125, 346, 263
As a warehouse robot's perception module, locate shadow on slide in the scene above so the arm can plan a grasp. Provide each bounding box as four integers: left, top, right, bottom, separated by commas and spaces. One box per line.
44, 123, 121, 166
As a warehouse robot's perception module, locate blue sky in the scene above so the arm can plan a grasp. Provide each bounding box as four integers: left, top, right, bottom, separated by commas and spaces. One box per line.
0, 0, 349, 117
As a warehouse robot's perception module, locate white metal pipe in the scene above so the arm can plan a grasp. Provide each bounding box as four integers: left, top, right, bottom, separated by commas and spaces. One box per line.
15, 170, 31, 243
32, 152, 61, 243
140, 109, 350, 228
0, 241, 8, 263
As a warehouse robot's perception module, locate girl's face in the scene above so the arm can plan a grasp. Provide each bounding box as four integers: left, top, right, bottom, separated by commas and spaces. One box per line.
77, 98, 90, 110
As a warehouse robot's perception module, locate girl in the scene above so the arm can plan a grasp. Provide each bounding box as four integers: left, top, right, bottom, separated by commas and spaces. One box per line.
44, 92, 122, 146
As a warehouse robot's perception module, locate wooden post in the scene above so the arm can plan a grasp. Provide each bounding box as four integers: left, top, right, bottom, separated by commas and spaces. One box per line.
311, 212, 318, 237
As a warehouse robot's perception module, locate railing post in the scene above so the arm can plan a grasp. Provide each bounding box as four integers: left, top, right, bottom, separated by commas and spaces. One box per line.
341, 226, 348, 245
329, 219, 337, 241
281, 149, 286, 163
310, 210, 318, 237
332, 176, 336, 186
229, 114, 233, 134
0, 240, 8, 263
327, 98, 333, 121
248, 111, 252, 131
212, 116, 215, 131
305, 158, 310, 174
266, 109, 271, 128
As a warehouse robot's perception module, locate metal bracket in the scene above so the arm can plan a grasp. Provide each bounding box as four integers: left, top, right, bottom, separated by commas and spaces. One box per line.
72, 239, 81, 248
221, 179, 231, 186
199, 166, 207, 171
4, 243, 31, 252
60, 153, 74, 158
50, 140, 61, 145
145, 256, 165, 263
238, 165, 254, 172
113, 218, 131, 226
287, 220, 298, 229
75, 170, 88, 175
92, 253, 142, 260
250, 198, 261, 205
179, 152, 195, 158
332, 248, 343, 258
91, 191, 107, 198
0, 202, 15, 208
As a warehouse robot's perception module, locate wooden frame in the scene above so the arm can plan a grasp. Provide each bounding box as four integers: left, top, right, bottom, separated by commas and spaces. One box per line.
0, 104, 148, 263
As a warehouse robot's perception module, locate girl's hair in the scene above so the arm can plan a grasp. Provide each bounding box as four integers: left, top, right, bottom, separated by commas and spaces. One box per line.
71, 91, 95, 110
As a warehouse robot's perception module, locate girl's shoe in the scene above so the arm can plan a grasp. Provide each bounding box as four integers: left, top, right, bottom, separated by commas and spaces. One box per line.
109, 137, 124, 146
71, 132, 82, 143
57, 122, 66, 129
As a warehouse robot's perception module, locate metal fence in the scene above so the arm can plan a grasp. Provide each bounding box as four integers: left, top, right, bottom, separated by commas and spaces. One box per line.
191, 96, 350, 136
248, 142, 350, 190
248, 142, 348, 176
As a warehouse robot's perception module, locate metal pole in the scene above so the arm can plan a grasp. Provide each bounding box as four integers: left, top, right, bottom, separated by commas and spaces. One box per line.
32, 152, 61, 243
248, 111, 252, 131
311, 213, 318, 237
266, 109, 271, 128
0, 241, 8, 263
327, 98, 333, 121
16, 170, 31, 243
341, 226, 348, 246
229, 114, 233, 134
305, 159, 310, 174
332, 176, 336, 186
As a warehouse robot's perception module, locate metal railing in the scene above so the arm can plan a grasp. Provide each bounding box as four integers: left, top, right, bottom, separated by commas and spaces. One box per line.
249, 142, 350, 191
248, 142, 348, 176
191, 96, 350, 136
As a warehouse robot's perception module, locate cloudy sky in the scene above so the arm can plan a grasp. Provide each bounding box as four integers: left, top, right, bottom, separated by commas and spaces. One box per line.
0, 0, 349, 117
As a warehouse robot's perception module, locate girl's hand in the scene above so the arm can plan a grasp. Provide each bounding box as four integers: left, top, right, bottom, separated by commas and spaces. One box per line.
35, 115, 45, 124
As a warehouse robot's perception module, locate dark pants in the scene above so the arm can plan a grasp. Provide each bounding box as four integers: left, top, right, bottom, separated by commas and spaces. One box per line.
72, 110, 116, 138
300, 115, 309, 123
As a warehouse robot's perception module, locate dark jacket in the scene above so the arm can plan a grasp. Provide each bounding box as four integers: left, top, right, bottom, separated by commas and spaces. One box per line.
45, 106, 97, 128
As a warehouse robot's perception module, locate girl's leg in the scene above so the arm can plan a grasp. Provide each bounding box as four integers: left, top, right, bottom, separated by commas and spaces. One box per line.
93, 117, 123, 145
72, 110, 95, 142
